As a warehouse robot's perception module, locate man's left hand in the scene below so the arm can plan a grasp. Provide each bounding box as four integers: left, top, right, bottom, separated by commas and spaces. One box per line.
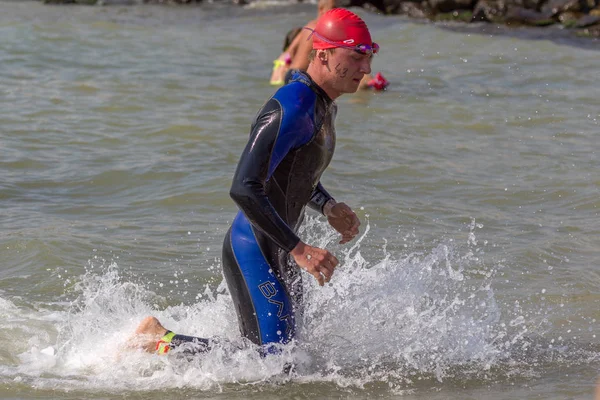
325, 202, 360, 244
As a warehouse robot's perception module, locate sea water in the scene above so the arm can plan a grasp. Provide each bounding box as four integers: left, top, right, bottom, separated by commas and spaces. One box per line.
1, 1, 600, 398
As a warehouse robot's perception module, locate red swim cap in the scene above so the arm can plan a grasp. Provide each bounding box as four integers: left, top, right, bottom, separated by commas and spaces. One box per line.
312, 8, 373, 50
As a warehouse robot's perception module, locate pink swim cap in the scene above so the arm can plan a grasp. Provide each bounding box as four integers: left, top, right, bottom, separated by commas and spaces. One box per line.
367, 72, 390, 91
312, 8, 373, 50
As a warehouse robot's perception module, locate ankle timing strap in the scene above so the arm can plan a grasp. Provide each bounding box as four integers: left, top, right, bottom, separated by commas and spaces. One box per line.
156, 331, 176, 354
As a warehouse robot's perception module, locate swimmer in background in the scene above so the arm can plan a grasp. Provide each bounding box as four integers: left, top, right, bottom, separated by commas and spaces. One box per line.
270, 27, 302, 86
272, 0, 388, 91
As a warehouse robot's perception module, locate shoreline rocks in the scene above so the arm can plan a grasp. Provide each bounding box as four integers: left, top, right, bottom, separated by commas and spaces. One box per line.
350, 0, 600, 37
41, 0, 600, 38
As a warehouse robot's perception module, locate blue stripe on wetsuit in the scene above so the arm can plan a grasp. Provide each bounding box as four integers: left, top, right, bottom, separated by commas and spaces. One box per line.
267, 82, 316, 176
230, 213, 293, 345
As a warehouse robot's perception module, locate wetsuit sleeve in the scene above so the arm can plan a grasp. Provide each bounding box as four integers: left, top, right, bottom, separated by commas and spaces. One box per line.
307, 182, 335, 215
229, 98, 312, 253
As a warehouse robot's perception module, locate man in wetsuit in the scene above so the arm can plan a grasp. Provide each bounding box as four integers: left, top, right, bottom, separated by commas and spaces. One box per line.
130, 8, 378, 355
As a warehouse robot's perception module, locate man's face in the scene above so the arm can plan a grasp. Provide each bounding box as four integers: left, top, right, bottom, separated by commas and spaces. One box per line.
323, 47, 373, 97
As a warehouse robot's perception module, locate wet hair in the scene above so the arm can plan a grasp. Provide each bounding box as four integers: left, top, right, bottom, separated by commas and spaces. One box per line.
283, 27, 302, 52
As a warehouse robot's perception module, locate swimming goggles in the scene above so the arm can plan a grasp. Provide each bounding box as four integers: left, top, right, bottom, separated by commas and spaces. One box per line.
304, 28, 380, 55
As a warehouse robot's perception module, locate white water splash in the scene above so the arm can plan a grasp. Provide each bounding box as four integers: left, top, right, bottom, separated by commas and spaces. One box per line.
295, 215, 512, 387
5, 216, 575, 393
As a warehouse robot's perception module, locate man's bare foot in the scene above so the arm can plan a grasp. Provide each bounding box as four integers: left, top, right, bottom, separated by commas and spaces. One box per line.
126, 316, 169, 353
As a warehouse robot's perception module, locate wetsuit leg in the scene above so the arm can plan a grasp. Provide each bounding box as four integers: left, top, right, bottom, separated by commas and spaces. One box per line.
169, 334, 211, 354
222, 212, 296, 350
161, 213, 298, 356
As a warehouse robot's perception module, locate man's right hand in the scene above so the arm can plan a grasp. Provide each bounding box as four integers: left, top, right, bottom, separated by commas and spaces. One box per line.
290, 241, 339, 286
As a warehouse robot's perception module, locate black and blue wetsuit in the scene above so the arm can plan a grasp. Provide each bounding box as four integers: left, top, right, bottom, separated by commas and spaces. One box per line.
222, 70, 337, 350
165, 71, 337, 354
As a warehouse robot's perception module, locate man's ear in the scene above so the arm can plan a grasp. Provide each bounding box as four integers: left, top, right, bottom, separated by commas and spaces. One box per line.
317, 50, 329, 63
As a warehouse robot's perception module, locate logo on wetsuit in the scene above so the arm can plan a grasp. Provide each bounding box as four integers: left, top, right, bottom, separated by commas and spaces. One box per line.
258, 281, 293, 340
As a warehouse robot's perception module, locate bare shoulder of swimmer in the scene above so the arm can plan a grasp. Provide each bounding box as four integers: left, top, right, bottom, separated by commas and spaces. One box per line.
287, 22, 313, 60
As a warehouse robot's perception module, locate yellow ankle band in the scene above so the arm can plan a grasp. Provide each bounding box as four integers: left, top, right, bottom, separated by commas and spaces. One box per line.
156, 331, 176, 354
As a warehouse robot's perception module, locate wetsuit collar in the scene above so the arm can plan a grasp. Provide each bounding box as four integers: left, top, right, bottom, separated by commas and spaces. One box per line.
289, 70, 333, 105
